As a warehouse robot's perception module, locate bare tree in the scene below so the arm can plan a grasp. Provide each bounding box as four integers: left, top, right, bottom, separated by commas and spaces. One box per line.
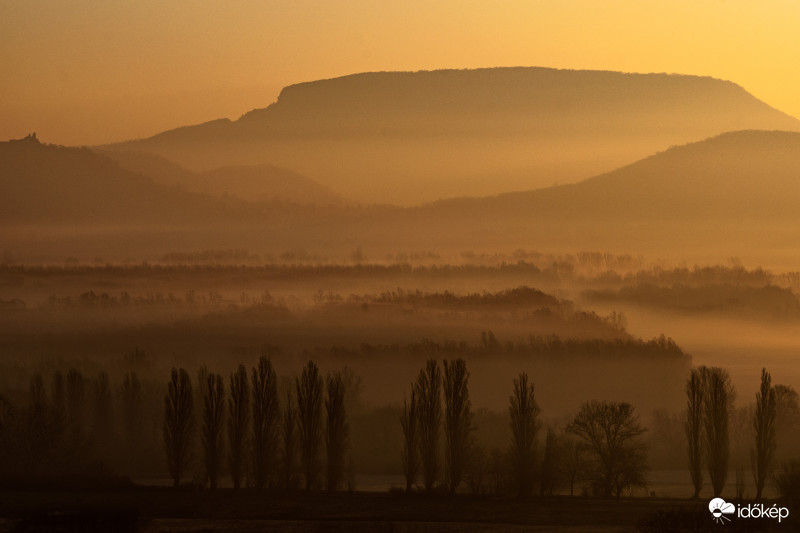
443, 358, 472, 494
282, 390, 298, 490
325, 371, 348, 493
92, 372, 113, 450
0, 394, 13, 434
340, 366, 364, 416
202, 373, 225, 489
66, 368, 85, 441
296, 360, 323, 490
51, 371, 65, 424
194, 365, 209, 486
685, 368, 704, 498
465, 444, 488, 495
400, 387, 419, 492
753, 367, 777, 499
227, 364, 249, 490
774, 384, 800, 461
416, 359, 441, 492
731, 405, 753, 499
567, 400, 647, 498
252, 356, 280, 490
26, 374, 49, 473
702, 366, 734, 498
120, 371, 142, 446
540, 427, 560, 496
509, 372, 540, 497
560, 435, 586, 496
164, 367, 194, 487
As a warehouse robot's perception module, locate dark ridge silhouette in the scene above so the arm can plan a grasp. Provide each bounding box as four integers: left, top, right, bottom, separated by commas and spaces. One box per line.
423, 129, 800, 220
99, 150, 346, 206
0, 136, 256, 225
5, 130, 800, 263
102, 67, 800, 204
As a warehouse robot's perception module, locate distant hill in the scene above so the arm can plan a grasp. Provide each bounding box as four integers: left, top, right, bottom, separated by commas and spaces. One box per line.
400, 130, 800, 258
5, 130, 800, 266
425, 130, 800, 221
104, 67, 800, 205
100, 150, 345, 205
0, 135, 249, 225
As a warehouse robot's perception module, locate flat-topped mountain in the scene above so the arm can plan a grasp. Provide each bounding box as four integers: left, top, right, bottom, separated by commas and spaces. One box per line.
105, 67, 800, 205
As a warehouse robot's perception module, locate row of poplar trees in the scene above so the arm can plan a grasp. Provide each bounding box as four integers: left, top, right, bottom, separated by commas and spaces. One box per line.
685, 366, 779, 499
163, 357, 349, 491
400, 358, 543, 496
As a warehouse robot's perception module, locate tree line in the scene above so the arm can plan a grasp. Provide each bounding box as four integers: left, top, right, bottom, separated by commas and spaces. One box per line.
399, 358, 648, 498
164, 357, 350, 491
2, 354, 799, 500
685, 366, 798, 499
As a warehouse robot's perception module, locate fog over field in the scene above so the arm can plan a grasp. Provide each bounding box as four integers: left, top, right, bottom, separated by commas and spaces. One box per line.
4, 61, 800, 531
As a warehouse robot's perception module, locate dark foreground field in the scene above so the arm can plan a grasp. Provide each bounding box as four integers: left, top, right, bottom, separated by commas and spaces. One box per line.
0, 488, 781, 533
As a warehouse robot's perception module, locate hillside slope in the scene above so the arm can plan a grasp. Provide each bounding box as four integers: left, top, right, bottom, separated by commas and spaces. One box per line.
0, 135, 250, 225
5, 131, 800, 266
105, 67, 800, 204
100, 150, 345, 205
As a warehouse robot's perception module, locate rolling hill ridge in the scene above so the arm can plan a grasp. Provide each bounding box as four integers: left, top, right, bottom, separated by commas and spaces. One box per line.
104, 67, 800, 205
5, 130, 800, 266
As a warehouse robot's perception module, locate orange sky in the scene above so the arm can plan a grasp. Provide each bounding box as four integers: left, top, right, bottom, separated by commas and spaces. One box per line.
2, 0, 799, 146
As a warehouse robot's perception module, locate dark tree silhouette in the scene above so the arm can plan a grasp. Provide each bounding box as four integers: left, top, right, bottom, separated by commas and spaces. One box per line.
194, 366, 209, 486
561, 435, 586, 496
227, 364, 249, 490
774, 384, 800, 460
118, 371, 142, 474
685, 368, 704, 498
540, 427, 559, 496
416, 359, 441, 492
567, 400, 647, 498
251, 356, 280, 490
325, 371, 348, 493
51, 371, 65, 424
0, 394, 12, 434
702, 366, 734, 498
443, 358, 471, 493
26, 374, 49, 473
66, 368, 85, 441
164, 367, 194, 487
509, 372, 540, 497
400, 386, 419, 492
202, 373, 225, 489
296, 360, 323, 490
282, 390, 298, 490
753, 367, 777, 499
92, 372, 113, 450
465, 444, 489, 495
120, 371, 142, 450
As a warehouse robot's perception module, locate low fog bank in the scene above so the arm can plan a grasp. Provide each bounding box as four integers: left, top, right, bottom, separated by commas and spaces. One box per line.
2, 256, 800, 497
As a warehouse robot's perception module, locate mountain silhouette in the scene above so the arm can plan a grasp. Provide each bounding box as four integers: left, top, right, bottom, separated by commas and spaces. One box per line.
5, 130, 800, 265
0, 136, 249, 225
100, 150, 345, 205
426, 129, 800, 221
104, 67, 800, 205
401, 130, 800, 258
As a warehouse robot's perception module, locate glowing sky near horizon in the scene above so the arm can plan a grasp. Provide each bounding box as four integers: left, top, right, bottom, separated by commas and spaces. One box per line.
2, 0, 799, 146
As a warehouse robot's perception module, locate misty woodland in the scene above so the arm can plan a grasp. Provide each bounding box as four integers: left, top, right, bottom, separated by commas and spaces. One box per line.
5, 65, 800, 532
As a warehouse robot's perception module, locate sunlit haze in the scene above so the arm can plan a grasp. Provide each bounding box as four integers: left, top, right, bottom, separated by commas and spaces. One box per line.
2, 0, 799, 145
